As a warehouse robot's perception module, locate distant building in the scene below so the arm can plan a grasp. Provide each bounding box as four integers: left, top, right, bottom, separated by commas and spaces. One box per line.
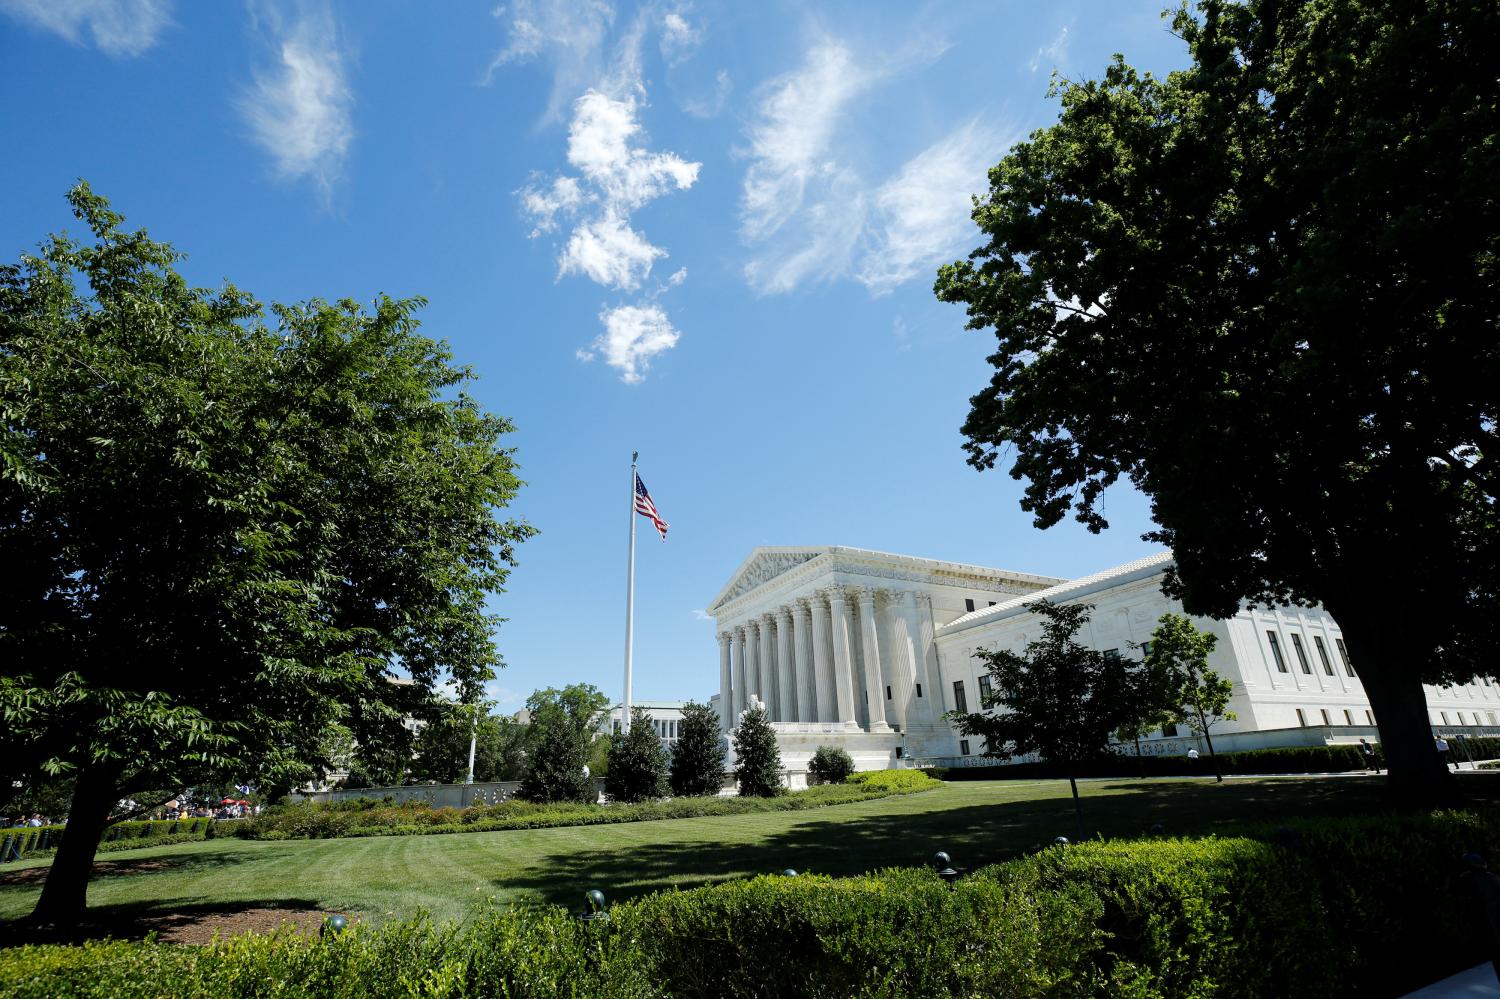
599, 700, 687, 747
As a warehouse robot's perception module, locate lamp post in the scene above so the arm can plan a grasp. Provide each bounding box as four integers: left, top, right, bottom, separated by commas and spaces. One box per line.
577, 888, 609, 923
933, 850, 959, 885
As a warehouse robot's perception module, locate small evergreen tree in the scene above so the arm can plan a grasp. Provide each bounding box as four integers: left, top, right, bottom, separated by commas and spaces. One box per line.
518, 684, 606, 804
605, 708, 668, 803
670, 701, 727, 797
807, 745, 855, 785
733, 706, 783, 797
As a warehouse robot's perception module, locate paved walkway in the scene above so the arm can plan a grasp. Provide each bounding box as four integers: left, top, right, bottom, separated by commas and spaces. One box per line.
1404, 964, 1500, 998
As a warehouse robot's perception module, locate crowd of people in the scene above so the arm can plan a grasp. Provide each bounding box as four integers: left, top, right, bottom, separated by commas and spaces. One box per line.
8, 813, 55, 827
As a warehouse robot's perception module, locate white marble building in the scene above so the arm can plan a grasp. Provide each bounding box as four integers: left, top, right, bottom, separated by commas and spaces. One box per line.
709, 546, 1500, 771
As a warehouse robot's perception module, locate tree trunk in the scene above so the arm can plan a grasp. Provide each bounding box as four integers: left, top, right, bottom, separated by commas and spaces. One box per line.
1199, 709, 1223, 783
1331, 603, 1456, 805
1134, 733, 1144, 779
28, 763, 120, 927
1067, 769, 1083, 840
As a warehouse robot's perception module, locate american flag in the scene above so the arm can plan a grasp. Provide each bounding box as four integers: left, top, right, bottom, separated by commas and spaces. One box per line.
634, 473, 669, 541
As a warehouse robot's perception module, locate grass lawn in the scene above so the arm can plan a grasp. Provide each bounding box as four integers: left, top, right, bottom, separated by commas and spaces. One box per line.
0, 775, 1426, 929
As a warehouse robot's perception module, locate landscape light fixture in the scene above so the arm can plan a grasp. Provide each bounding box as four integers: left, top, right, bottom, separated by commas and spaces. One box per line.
321, 914, 348, 937
578, 888, 610, 922
933, 850, 959, 885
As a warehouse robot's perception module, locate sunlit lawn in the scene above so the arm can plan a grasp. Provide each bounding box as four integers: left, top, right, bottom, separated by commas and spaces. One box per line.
0, 774, 1440, 929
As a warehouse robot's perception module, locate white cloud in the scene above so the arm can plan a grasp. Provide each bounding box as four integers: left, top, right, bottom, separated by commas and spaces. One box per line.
582, 303, 681, 383
559, 214, 664, 290
691, 609, 711, 621
857, 119, 1010, 294
739, 43, 872, 244
1030, 22, 1071, 73
659, 8, 700, 65
239, 5, 354, 197
0, 0, 171, 57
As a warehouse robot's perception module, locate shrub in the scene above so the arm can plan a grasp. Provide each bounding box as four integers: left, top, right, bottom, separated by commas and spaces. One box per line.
933, 743, 1391, 780
807, 745, 855, 785
0, 817, 216, 863
6, 807, 1500, 997
733, 706, 782, 798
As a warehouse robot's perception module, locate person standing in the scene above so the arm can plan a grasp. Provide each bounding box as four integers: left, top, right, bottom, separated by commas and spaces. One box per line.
1359, 738, 1379, 773
1436, 735, 1457, 771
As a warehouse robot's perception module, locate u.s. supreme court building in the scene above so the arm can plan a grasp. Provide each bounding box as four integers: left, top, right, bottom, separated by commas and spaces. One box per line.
706, 546, 1500, 775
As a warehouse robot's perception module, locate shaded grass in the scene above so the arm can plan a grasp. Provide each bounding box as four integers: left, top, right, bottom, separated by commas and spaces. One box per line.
0, 775, 1472, 931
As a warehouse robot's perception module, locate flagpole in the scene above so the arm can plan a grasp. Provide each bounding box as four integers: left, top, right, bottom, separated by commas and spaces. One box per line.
623, 451, 638, 735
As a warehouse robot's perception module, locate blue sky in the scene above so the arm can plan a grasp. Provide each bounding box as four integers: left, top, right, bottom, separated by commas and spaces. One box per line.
1, 1, 1191, 712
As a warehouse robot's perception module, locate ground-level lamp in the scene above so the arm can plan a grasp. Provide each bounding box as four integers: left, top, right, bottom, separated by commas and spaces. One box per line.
321, 914, 348, 937
577, 888, 610, 923
781, 869, 798, 877
1053, 836, 1070, 848
933, 851, 959, 885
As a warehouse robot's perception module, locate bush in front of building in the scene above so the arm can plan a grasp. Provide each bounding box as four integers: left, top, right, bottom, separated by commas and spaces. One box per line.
807, 746, 856, 785
1, 817, 217, 863
7, 807, 1499, 998
669, 701, 727, 797
931, 743, 1389, 780
605, 707, 670, 803
732, 705, 784, 798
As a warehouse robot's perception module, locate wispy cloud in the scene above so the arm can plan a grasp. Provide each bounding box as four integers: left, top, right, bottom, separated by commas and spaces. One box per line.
239, 4, 354, 199
691, 609, 711, 621
1030, 22, 1071, 74
0, 0, 172, 57
659, 7, 700, 65
680, 67, 731, 118
484, 0, 616, 124
857, 118, 1011, 294
577, 303, 681, 384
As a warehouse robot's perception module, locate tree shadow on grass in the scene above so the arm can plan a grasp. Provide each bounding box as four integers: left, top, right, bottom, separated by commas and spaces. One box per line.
0, 897, 333, 946
490, 776, 1419, 907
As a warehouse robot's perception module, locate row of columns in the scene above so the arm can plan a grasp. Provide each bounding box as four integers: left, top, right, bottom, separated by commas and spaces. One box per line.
718, 587, 932, 734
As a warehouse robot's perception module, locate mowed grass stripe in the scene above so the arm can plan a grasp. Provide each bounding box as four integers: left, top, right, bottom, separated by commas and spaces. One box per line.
0, 777, 1397, 927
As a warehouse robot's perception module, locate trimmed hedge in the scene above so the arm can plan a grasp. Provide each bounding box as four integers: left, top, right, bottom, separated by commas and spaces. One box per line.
4, 808, 1499, 997
1, 818, 217, 863
932, 743, 1388, 780
235, 772, 940, 841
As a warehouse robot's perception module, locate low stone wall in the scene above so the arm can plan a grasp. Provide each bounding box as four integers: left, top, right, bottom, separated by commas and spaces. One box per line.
294, 781, 531, 807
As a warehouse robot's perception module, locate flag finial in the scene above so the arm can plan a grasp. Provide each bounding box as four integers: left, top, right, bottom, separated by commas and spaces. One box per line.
632, 450, 638, 463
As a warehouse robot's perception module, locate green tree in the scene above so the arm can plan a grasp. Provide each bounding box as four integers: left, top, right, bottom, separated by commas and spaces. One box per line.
0, 186, 536, 925
949, 601, 1136, 836
669, 701, 727, 797
410, 704, 533, 784
605, 707, 669, 803
1115, 639, 1187, 777
518, 684, 607, 804
1147, 614, 1238, 783
935, 0, 1500, 800
807, 745, 856, 785
733, 705, 783, 798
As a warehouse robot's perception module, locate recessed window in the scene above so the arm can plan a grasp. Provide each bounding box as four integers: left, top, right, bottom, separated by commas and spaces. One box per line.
886, 685, 892, 700
1141, 641, 1154, 659
915, 683, 923, 697
988, 601, 997, 607
1344, 709, 1355, 725
959, 739, 971, 756
1441, 712, 1450, 724
1291, 634, 1312, 674
964, 599, 976, 612
1335, 638, 1356, 676
1162, 723, 1178, 737
1321, 708, 1332, 725
1314, 636, 1335, 676
1366, 709, 1376, 725
1459, 712, 1468, 725
978, 675, 994, 703
952, 681, 968, 714
1296, 708, 1308, 726
1490, 712, 1498, 725
1267, 632, 1288, 673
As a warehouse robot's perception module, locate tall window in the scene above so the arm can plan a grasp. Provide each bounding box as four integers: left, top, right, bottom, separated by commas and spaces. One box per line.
1459, 712, 1469, 726
1141, 641, 1154, 659
915, 684, 923, 698
1441, 711, 1451, 725
978, 674, 994, 704
959, 739, 971, 756
1344, 709, 1355, 725
1267, 632, 1288, 673
1291, 633, 1312, 674
1321, 708, 1332, 725
1296, 708, 1308, 726
964, 599, 976, 612
1162, 722, 1178, 737
952, 680, 968, 714
1366, 709, 1376, 725
1314, 636, 1335, 676
1335, 638, 1356, 676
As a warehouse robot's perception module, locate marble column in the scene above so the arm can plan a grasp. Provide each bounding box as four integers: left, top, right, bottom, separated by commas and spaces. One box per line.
902, 590, 935, 727
745, 620, 761, 711
793, 599, 816, 722
857, 588, 891, 732
776, 607, 797, 721
887, 593, 919, 731
718, 632, 733, 732
759, 614, 779, 719
828, 588, 858, 725
731, 626, 747, 721
810, 593, 834, 722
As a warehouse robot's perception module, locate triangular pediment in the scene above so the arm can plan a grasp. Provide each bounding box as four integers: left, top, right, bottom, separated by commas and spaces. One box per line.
708, 548, 824, 611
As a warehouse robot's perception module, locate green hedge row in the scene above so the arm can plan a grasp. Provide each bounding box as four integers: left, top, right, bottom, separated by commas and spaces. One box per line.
932, 744, 1388, 780
5, 808, 1498, 998
1, 818, 217, 863
236, 771, 937, 841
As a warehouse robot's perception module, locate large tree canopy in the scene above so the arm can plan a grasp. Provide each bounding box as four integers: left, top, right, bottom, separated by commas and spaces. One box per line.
0, 185, 536, 923
936, 0, 1499, 798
